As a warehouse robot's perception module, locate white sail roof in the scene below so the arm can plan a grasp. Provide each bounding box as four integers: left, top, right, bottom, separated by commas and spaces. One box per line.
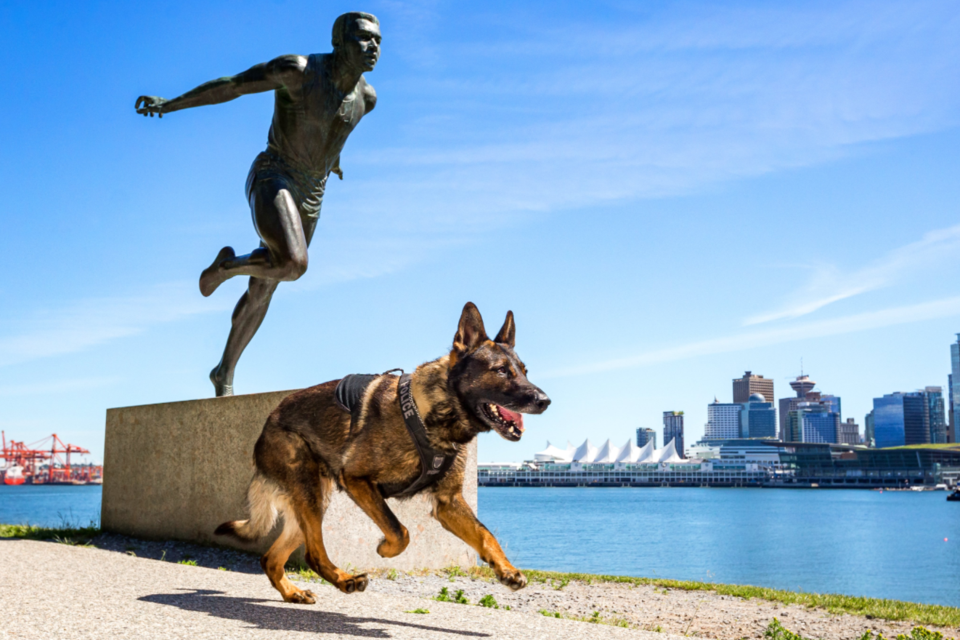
615, 439, 643, 463
571, 439, 599, 462
593, 439, 621, 463
657, 438, 683, 463
534, 441, 573, 462
540, 437, 688, 466
635, 440, 656, 463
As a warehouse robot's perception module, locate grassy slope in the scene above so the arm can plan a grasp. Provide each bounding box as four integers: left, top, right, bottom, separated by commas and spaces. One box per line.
4, 523, 959, 628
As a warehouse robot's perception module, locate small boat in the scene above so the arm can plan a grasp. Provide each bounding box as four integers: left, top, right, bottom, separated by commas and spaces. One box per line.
2, 465, 25, 485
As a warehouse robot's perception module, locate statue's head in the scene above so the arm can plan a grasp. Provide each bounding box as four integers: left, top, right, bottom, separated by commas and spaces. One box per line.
332, 12, 381, 73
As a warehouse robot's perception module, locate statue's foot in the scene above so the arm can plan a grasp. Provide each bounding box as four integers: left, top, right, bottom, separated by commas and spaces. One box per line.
199, 247, 236, 297
210, 366, 234, 397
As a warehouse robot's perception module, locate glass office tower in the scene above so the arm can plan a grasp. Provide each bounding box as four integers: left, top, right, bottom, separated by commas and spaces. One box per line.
740, 394, 777, 439
926, 387, 947, 444
663, 411, 685, 458
873, 392, 930, 448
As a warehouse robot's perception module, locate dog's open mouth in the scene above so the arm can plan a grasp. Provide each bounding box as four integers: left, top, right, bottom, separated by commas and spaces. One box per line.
481, 403, 525, 441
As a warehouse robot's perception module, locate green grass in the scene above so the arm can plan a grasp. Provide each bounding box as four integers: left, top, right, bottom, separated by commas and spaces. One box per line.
0, 523, 100, 545
433, 587, 469, 604
478, 594, 499, 609
765, 619, 954, 640
177, 559, 198, 566
458, 566, 960, 629
405, 608, 430, 614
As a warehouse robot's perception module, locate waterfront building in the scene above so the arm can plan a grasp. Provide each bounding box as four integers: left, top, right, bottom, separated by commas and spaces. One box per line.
740, 393, 777, 439
733, 371, 774, 406
687, 438, 782, 466
636, 428, 657, 449
482, 440, 960, 488
706, 400, 741, 440
838, 418, 860, 445
926, 386, 948, 444
873, 392, 929, 448
779, 375, 819, 440
534, 438, 683, 465
663, 411, 685, 459
793, 401, 840, 444
865, 410, 875, 447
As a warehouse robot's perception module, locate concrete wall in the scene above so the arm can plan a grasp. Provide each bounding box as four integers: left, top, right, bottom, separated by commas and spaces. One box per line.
102, 391, 477, 570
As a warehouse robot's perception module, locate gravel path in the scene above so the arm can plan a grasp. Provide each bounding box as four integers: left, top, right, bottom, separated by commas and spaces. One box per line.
2, 534, 956, 640
0, 539, 675, 640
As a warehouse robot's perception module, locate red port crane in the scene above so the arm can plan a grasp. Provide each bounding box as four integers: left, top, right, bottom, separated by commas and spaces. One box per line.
1, 432, 100, 484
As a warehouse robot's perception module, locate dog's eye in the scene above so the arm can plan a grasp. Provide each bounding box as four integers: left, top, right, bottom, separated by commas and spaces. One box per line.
495, 366, 509, 375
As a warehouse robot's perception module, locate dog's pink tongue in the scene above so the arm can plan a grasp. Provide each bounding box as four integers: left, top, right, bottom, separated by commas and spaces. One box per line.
497, 406, 524, 430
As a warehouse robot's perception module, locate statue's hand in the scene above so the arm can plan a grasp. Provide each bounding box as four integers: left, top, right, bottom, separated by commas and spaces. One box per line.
135, 95, 168, 118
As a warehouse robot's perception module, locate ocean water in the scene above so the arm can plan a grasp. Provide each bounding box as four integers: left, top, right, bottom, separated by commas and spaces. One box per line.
0, 485, 102, 528
479, 487, 960, 608
2, 484, 957, 607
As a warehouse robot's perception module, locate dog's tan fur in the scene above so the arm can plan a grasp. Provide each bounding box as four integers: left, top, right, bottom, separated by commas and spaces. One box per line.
216, 302, 550, 603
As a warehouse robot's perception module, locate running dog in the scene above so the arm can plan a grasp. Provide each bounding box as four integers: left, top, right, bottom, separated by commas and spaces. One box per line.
215, 302, 551, 604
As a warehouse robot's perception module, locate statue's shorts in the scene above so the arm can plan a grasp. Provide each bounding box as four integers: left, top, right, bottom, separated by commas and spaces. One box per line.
245, 150, 328, 220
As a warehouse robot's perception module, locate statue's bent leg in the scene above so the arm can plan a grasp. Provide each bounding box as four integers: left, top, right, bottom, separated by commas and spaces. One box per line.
210, 277, 279, 396
199, 184, 309, 297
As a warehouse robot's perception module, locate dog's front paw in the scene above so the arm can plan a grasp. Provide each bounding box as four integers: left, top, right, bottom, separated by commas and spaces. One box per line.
338, 573, 369, 594
497, 568, 527, 591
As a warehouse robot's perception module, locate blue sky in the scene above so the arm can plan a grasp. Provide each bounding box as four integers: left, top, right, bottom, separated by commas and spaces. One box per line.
2, 0, 959, 464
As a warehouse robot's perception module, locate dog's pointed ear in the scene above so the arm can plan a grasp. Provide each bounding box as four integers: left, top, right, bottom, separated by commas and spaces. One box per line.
454, 302, 487, 353
494, 310, 515, 348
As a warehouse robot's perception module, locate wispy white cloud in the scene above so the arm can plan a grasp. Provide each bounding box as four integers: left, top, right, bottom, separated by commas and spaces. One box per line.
542, 295, 960, 379
0, 282, 231, 367
336, 0, 960, 221
745, 224, 960, 325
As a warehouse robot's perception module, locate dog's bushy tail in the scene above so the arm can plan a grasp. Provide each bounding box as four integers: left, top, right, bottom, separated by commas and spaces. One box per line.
215, 473, 282, 542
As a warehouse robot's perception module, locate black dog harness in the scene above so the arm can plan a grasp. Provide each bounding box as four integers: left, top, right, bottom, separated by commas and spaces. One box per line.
334, 371, 457, 497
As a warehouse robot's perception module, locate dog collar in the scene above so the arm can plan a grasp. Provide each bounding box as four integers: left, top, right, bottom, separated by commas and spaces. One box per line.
395, 373, 457, 497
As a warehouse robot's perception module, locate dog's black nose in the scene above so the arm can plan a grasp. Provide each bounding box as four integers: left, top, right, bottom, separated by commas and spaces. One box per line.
534, 392, 551, 412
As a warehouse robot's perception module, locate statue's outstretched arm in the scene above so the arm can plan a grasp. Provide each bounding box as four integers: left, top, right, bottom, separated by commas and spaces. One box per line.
135, 55, 308, 117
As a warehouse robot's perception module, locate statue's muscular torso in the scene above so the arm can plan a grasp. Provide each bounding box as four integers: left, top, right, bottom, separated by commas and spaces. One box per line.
267, 53, 376, 176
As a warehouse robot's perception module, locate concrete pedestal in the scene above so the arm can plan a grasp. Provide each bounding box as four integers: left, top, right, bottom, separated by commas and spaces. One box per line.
102, 390, 477, 570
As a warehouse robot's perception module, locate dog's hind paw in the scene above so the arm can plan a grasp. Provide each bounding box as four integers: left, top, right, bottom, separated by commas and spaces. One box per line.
285, 589, 317, 605
498, 569, 527, 591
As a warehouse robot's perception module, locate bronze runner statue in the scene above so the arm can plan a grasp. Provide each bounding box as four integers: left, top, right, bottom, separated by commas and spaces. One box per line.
135, 12, 381, 397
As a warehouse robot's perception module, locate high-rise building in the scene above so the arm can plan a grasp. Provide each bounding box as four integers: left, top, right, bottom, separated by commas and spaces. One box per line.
790, 401, 840, 444
864, 410, 875, 448
820, 394, 842, 421
838, 418, 860, 445
740, 393, 777, 439
925, 386, 948, 444
873, 392, 930, 448
706, 399, 742, 440
636, 427, 657, 448
950, 335, 960, 443
733, 372, 775, 406
779, 375, 819, 441
663, 411, 685, 458
950, 373, 956, 443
